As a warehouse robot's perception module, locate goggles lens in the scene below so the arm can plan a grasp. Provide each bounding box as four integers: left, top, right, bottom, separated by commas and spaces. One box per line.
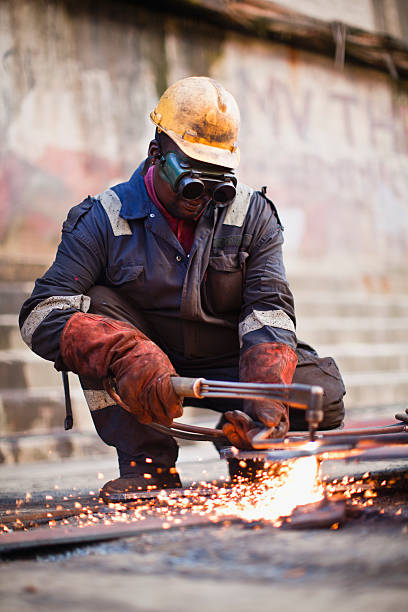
212, 182, 237, 204
178, 177, 205, 200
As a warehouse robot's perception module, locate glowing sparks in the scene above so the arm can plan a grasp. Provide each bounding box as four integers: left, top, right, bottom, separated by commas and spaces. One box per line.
208, 456, 324, 524
54, 456, 325, 529
1, 457, 397, 537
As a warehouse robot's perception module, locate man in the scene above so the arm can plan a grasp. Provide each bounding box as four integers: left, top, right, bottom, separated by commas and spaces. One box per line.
19, 76, 345, 501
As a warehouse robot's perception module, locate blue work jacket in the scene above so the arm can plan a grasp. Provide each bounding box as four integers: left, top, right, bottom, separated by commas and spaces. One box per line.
19, 164, 297, 371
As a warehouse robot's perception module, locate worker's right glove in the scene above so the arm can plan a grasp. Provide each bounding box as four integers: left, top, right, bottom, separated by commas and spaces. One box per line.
222, 342, 298, 449
60, 312, 183, 427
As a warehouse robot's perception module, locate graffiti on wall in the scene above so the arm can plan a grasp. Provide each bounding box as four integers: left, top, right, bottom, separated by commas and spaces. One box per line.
1, 0, 407, 273
230, 47, 408, 266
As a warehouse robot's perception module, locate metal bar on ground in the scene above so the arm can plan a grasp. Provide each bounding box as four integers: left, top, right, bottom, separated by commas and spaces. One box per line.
0, 514, 238, 555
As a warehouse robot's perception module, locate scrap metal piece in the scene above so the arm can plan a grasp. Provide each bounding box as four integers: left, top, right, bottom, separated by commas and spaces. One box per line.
284, 499, 346, 529
0, 514, 236, 556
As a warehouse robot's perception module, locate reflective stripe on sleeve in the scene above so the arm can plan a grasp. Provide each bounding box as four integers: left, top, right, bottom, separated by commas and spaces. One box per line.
223, 183, 254, 227
239, 309, 295, 347
83, 390, 116, 412
98, 189, 132, 236
21, 294, 91, 349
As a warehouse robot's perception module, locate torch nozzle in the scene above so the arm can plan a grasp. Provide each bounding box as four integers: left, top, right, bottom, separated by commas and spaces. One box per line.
305, 386, 324, 441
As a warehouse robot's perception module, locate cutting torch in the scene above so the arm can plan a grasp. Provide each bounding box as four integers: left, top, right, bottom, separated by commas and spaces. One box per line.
104, 375, 324, 444
104, 375, 408, 461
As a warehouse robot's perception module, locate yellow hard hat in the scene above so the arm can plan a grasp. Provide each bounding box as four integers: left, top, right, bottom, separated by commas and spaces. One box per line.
150, 76, 240, 169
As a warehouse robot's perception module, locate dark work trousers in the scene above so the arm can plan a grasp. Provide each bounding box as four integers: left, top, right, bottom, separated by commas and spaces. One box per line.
81, 286, 345, 476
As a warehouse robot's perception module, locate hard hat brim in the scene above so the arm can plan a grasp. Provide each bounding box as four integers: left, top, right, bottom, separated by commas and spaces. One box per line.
150, 117, 240, 170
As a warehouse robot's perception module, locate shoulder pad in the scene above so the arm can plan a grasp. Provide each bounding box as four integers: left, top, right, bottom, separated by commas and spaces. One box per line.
256, 189, 284, 230
223, 183, 254, 227
97, 189, 132, 236
62, 197, 95, 233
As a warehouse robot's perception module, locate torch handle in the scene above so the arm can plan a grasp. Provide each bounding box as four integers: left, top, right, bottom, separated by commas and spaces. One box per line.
170, 376, 205, 398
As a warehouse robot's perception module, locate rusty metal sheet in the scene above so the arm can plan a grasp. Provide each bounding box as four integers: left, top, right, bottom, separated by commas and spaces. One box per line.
0, 514, 233, 555
0, 498, 349, 554
284, 500, 346, 529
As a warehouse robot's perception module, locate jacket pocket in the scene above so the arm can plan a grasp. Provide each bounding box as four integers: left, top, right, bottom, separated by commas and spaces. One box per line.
205, 252, 248, 313
106, 264, 144, 287
208, 252, 248, 272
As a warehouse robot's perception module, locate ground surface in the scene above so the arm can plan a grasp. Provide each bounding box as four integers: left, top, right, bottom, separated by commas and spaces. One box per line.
1, 443, 407, 612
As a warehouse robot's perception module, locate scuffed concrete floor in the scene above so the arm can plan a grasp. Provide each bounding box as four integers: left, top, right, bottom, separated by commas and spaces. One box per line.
1, 444, 407, 612
1, 520, 408, 612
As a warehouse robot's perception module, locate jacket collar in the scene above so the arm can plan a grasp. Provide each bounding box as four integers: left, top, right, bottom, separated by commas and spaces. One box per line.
111, 162, 152, 220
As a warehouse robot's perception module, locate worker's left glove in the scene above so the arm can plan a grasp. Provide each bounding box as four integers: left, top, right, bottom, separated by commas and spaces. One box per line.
222, 342, 297, 449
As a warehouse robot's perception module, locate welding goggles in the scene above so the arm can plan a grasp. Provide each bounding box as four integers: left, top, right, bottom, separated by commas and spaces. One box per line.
158, 152, 237, 204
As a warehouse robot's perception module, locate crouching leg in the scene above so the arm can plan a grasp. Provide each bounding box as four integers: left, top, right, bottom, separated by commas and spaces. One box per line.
63, 285, 182, 501
289, 342, 346, 431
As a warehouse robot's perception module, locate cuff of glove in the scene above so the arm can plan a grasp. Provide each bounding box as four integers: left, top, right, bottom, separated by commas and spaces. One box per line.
240, 342, 297, 385
60, 312, 151, 379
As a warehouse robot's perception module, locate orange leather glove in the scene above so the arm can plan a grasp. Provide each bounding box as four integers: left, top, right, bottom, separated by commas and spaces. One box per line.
60, 313, 182, 427
223, 342, 297, 449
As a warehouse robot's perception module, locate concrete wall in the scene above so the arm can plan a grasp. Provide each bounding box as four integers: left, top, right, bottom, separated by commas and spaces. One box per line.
1, 0, 408, 281
277, 0, 408, 42
276, 0, 378, 32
